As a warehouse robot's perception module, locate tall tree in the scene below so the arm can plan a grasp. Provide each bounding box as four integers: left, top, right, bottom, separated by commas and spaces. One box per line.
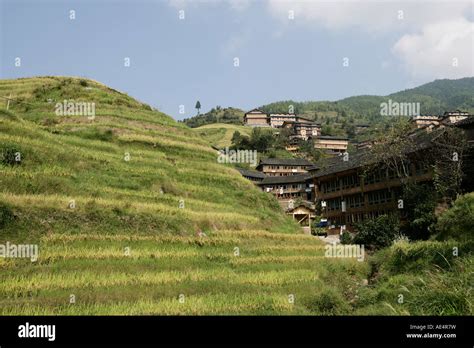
195, 101, 201, 115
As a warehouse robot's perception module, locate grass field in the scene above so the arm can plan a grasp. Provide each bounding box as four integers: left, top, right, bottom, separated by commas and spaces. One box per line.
0, 77, 471, 315
193, 123, 253, 148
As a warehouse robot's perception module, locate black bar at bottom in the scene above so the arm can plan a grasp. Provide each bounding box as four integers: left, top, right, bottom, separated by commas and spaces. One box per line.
0, 316, 472, 346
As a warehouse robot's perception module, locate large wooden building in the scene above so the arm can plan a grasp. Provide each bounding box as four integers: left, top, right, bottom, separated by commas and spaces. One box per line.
314, 136, 349, 155
258, 173, 315, 209
268, 113, 297, 128
313, 149, 431, 227
410, 110, 469, 130
282, 121, 321, 140
313, 117, 473, 227
243, 109, 269, 127
255, 158, 313, 176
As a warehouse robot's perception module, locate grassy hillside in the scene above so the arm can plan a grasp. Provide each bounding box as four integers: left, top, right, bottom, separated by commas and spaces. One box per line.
182, 107, 244, 128
0, 76, 369, 315
193, 123, 252, 148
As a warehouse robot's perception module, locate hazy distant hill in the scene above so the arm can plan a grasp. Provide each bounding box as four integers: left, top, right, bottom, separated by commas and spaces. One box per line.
260, 77, 474, 122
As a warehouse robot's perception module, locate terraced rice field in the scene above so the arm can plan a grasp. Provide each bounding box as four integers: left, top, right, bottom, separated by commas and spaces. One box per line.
0, 230, 370, 315
193, 123, 253, 148
1, 77, 470, 316
0, 77, 370, 315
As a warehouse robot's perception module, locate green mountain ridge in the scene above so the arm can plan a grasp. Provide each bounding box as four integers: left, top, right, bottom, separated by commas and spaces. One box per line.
184, 77, 474, 128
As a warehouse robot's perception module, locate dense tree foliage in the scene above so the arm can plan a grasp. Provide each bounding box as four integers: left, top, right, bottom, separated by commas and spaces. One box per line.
353, 214, 401, 249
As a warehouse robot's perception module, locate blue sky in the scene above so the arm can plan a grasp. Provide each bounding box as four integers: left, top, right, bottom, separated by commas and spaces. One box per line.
1, 0, 473, 120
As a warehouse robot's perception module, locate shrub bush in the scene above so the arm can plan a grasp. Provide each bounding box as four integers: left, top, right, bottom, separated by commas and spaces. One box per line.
311, 226, 327, 237
0, 145, 22, 166
0, 202, 15, 228
306, 289, 350, 315
400, 183, 437, 240
435, 192, 474, 242
340, 231, 353, 244
353, 214, 400, 250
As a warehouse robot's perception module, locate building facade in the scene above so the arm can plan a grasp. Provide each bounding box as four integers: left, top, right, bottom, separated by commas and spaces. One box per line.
282, 121, 321, 140
269, 114, 297, 128
256, 158, 313, 176
314, 136, 349, 154
258, 173, 315, 210
314, 155, 432, 227
243, 109, 269, 127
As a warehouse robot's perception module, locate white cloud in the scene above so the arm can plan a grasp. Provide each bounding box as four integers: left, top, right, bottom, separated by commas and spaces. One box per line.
392, 17, 474, 81
265, 0, 474, 80
167, 0, 474, 81
167, 0, 249, 11
265, 0, 472, 33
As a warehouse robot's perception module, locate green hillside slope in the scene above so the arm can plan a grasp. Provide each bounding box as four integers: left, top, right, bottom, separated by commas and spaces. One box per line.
193, 123, 252, 148
0, 77, 367, 315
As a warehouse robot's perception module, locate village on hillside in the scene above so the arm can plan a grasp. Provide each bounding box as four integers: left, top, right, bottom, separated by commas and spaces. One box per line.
237, 108, 474, 236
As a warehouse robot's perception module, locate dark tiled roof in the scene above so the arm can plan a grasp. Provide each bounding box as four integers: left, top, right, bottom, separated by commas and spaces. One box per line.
286, 201, 314, 212
257, 158, 314, 167
283, 121, 320, 125
236, 168, 266, 179
297, 116, 315, 123
244, 108, 267, 115
306, 165, 320, 171
314, 128, 442, 178
314, 150, 372, 177
258, 173, 312, 185
294, 122, 321, 127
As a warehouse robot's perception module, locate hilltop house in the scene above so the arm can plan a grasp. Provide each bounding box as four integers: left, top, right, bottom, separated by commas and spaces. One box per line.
410, 110, 469, 130
268, 113, 297, 128
314, 136, 349, 155
243, 109, 269, 127
282, 121, 321, 140
243, 109, 319, 130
